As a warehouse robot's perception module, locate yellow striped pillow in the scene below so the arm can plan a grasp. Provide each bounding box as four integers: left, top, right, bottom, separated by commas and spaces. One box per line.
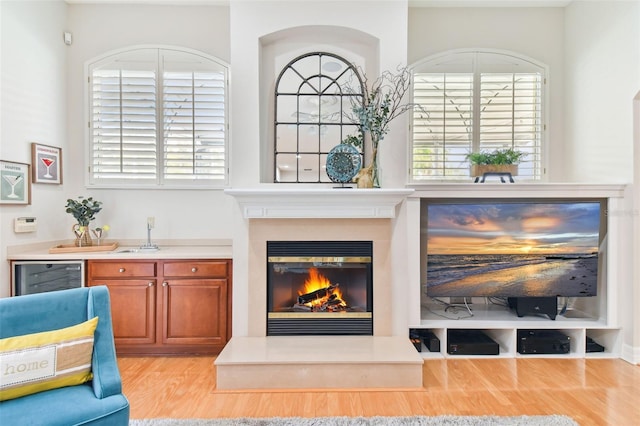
0, 317, 98, 401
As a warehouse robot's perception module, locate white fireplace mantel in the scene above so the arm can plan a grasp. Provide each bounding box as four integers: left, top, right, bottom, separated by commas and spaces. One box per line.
224, 187, 414, 219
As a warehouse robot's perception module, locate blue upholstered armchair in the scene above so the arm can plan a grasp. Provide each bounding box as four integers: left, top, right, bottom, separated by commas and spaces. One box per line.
0, 286, 130, 425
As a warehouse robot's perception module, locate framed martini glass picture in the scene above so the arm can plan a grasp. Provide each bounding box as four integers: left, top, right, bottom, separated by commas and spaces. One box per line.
0, 160, 30, 205
31, 143, 62, 184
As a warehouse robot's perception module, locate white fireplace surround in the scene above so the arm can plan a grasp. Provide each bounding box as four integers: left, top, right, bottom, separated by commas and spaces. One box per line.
225, 187, 414, 219
226, 186, 418, 339
217, 187, 423, 389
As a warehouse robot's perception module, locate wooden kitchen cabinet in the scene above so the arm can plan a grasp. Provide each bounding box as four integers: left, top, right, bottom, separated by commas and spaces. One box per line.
160, 260, 229, 349
87, 259, 232, 355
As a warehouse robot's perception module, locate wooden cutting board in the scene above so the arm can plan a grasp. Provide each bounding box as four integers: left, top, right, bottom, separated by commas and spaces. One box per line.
49, 242, 119, 253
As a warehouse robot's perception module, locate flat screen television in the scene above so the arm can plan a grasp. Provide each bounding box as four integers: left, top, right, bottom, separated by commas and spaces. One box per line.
424, 198, 606, 299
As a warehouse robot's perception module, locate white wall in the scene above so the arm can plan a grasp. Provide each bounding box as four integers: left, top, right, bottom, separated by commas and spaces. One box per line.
230, 0, 409, 189
627, 90, 640, 363
564, 1, 640, 362
64, 4, 235, 245
564, 0, 639, 183
0, 0, 68, 298
633, 1, 640, 364
408, 6, 566, 181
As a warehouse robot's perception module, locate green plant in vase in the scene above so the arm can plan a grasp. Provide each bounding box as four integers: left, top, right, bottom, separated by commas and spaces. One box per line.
65, 196, 102, 246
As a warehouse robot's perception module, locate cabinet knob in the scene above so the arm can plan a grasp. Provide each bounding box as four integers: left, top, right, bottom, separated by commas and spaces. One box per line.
148, 282, 154, 287
162, 282, 168, 287
191, 267, 197, 273
119, 268, 125, 273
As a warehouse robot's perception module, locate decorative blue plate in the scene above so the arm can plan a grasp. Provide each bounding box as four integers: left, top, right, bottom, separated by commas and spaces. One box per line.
326, 143, 362, 184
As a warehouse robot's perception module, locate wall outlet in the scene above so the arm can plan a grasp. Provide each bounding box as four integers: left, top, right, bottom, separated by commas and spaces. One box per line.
147, 217, 155, 228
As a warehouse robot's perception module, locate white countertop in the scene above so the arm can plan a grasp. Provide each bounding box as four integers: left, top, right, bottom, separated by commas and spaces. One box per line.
7, 239, 232, 261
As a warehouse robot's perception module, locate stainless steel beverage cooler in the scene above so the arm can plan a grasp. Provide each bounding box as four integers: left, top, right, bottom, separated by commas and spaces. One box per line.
12, 260, 85, 296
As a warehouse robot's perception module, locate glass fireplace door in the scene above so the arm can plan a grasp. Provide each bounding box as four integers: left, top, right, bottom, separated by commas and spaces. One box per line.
267, 241, 373, 336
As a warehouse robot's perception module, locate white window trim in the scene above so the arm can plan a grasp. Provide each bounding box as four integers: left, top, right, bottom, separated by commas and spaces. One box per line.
408, 48, 549, 184
84, 44, 230, 190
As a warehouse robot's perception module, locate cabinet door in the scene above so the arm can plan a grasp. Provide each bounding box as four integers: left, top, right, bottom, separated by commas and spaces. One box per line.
89, 279, 157, 345
160, 279, 228, 347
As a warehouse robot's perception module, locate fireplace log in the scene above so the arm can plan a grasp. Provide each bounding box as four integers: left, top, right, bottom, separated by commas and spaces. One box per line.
326, 297, 343, 306
292, 303, 312, 311
297, 283, 339, 304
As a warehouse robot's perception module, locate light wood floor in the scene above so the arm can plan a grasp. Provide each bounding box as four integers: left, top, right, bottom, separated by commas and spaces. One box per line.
119, 356, 640, 426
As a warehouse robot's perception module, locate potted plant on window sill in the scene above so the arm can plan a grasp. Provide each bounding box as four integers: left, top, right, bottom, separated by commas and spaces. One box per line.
467, 148, 526, 179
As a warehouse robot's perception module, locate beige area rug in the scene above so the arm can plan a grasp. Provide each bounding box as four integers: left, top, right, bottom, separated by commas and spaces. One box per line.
129, 415, 579, 426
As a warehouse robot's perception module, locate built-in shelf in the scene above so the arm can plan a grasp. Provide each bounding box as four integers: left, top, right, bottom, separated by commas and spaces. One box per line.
407, 182, 627, 198
224, 187, 414, 219
411, 303, 621, 359
419, 302, 606, 328
406, 183, 628, 361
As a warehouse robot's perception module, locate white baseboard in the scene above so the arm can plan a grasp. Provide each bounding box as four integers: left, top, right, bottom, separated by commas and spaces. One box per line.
621, 343, 640, 364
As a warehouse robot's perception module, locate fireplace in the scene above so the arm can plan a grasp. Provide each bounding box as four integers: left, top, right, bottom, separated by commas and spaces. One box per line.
267, 241, 373, 335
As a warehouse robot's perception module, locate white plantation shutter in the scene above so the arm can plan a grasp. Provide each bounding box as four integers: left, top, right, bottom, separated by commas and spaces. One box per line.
162, 50, 227, 182
90, 49, 158, 182
412, 73, 473, 179
88, 47, 228, 187
411, 50, 544, 182
479, 72, 542, 179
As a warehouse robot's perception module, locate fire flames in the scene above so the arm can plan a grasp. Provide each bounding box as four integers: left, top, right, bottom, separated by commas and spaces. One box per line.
300, 268, 331, 295
297, 267, 347, 311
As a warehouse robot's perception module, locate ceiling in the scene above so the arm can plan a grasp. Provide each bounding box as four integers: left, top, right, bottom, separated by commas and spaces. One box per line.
64, 0, 574, 7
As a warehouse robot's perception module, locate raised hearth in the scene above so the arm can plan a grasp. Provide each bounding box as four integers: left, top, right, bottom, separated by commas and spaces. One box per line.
215, 336, 423, 390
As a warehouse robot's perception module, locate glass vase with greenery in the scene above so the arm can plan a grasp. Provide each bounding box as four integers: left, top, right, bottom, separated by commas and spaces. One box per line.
65, 196, 102, 246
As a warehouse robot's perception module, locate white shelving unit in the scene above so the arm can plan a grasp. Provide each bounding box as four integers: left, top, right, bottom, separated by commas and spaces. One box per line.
405, 184, 629, 360
412, 302, 621, 358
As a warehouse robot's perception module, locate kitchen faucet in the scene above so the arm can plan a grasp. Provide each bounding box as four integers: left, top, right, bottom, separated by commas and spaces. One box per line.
140, 217, 159, 250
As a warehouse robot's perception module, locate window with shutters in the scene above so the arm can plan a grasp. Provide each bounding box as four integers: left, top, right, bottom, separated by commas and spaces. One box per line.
410, 49, 545, 182
87, 47, 228, 188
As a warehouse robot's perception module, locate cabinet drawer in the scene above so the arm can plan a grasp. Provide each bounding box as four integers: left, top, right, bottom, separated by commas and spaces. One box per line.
162, 260, 228, 278
89, 261, 156, 278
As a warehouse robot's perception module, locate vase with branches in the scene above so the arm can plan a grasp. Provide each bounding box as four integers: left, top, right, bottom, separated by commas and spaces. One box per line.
344, 66, 419, 188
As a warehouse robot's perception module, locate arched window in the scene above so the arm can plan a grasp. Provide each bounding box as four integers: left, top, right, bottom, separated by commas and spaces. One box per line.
87, 46, 229, 188
411, 49, 546, 181
274, 52, 364, 183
